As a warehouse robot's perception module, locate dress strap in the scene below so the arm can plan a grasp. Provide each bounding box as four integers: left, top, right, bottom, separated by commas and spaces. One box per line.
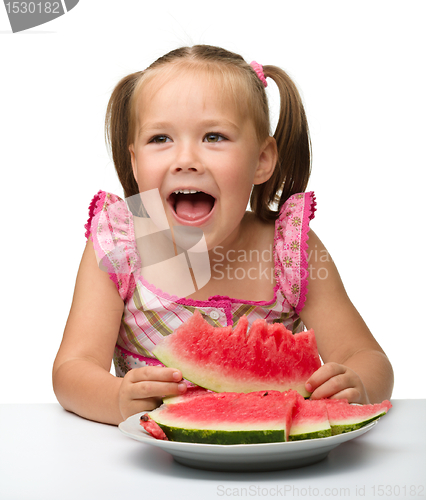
84, 191, 140, 301
274, 191, 316, 315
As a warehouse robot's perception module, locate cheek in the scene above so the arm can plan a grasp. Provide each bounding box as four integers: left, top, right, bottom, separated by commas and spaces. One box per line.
223, 157, 259, 191
221, 176, 253, 214
138, 175, 161, 192
133, 155, 161, 191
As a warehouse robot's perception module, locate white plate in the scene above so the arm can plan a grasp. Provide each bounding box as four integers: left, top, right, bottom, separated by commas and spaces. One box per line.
119, 412, 378, 472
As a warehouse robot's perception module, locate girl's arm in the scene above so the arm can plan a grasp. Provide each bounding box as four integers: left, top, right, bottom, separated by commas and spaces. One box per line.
300, 230, 394, 404
53, 240, 185, 426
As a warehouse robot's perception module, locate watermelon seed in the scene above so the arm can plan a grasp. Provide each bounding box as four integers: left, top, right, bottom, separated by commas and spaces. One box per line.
263, 392, 269, 396
140, 415, 149, 422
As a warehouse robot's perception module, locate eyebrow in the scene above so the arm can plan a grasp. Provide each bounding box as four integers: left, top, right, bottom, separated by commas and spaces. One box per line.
138, 119, 241, 138
198, 119, 240, 131
138, 123, 169, 138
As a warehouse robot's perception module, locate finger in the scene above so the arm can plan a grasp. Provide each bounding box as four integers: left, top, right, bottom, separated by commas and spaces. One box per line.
309, 366, 364, 400
127, 366, 183, 383
328, 388, 363, 404
309, 375, 353, 400
130, 380, 188, 400
305, 362, 346, 393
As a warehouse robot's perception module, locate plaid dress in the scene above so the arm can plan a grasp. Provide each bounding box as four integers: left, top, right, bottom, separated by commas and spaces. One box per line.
84, 190, 316, 377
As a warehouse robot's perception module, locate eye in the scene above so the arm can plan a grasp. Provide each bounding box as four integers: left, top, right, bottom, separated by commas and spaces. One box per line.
150, 135, 171, 144
204, 133, 226, 143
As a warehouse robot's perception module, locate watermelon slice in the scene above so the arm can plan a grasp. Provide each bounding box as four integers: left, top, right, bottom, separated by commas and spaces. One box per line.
289, 394, 331, 441
140, 414, 168, 440
141, 390, 298, 444
153, 311, 321, 397
324, 399, 392, 435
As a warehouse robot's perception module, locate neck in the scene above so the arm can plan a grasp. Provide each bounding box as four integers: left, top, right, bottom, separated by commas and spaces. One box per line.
208, 211, 252, 262
186, 212, 276, 302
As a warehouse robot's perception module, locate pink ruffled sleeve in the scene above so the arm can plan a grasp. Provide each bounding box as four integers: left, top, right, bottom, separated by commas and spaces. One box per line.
84, 191, 140, 302
274, 191, 317, 315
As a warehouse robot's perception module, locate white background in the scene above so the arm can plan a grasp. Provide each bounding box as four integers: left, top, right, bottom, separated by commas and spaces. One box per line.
1, 1, 425, 403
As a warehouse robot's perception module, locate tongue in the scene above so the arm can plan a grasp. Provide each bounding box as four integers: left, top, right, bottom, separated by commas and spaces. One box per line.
175, 193, 214, 221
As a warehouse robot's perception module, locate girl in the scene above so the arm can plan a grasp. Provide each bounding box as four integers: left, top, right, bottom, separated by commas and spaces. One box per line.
53, 45, 393, 426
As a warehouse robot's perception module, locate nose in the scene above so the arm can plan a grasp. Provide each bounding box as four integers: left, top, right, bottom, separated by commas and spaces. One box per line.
171, 142, 204, 174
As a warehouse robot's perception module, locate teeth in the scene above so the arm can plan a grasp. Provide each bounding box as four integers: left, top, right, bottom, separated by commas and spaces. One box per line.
173, 189, 200, 194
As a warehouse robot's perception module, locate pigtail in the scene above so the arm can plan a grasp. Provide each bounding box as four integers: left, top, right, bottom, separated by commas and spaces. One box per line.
105, 72, 142, 199
250, 65, 311, 221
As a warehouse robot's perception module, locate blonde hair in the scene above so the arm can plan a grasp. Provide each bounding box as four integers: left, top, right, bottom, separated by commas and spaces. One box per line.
105, 45, 311, 222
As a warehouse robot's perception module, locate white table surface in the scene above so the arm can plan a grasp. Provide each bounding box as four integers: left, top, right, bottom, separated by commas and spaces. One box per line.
1, 400, 425, 500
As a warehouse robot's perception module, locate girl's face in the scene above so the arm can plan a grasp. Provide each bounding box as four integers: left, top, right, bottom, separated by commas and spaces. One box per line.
129, 69, 276, 250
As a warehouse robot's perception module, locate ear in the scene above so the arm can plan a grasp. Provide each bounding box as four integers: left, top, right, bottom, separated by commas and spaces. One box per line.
129, 144, 138, 184
253, 136, 278, 185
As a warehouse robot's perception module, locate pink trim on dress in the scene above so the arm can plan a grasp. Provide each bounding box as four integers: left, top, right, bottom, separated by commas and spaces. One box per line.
274, 191, 316, 315
115, 344, 164, 366
296, 191, 317, 315
84, 190, 107, 240
175, 285, 282, 326
84, 190, 139, 302
176, 285, 280, 308
135, 260, 279, 313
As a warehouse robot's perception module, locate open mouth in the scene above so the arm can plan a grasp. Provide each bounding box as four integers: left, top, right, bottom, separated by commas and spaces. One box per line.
168, 189, 216, 222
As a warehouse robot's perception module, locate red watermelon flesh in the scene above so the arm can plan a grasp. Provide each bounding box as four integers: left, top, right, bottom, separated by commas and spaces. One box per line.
163, 386, 211, 405
289, 393, 331, 441
142, 390, 298, 444
153, 311, 321, 397
324, 399, 392, 435
140, 414, 168, 440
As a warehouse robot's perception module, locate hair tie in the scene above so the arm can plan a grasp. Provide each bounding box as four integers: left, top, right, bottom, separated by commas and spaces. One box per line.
250, 61, 267, 88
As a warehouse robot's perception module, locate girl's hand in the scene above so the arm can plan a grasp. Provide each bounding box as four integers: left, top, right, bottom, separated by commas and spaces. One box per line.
118, 366, 187, 421
305, 362, 369, 404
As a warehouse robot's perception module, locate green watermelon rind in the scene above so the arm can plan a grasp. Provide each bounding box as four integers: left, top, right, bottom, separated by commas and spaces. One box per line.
330, 412, 386, 435
156, 423, 286, 445
288, 428, 332, 441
